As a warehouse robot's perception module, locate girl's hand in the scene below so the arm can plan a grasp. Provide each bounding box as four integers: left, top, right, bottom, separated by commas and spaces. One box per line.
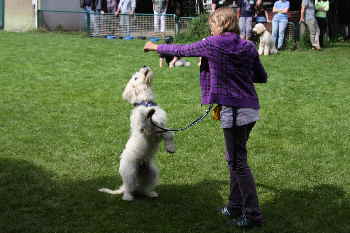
144, 42, 158, 52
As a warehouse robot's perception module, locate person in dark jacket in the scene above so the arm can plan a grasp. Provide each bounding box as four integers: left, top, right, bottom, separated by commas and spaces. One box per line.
81, 0, 93, 9
93, 0, 108, 13
337, 0, 350, 40
81, 0, 94, 33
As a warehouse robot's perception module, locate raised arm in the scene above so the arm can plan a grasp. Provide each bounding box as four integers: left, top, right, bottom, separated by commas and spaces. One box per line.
300, 5, 305, 22
144, 39, 211, 58
115, 0, 122, 15
265, 10, 270, 22
273, 2, 289, 14
211, 3, 217, 11
273, 7, 289, 14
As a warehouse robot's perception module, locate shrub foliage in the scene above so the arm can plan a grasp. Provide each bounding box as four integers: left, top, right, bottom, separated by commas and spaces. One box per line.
176, 14, 210, 43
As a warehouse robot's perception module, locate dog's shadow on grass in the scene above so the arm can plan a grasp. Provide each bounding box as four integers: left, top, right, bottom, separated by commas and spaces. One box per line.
258, 183, 350, 233
0, 158, 228, 233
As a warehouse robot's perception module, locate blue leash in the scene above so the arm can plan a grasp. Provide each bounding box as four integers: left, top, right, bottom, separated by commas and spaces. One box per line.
150, 104, 214, 132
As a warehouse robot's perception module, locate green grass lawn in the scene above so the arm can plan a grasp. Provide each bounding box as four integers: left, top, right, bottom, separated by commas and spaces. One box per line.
0, 31, 349, 233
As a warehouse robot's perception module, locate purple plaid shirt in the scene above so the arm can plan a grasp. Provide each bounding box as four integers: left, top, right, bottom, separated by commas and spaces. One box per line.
157, 32, 267, 109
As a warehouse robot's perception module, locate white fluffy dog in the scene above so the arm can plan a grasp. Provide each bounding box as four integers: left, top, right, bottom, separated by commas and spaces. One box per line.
99, 66, 176, 201
252, 23, 278, 56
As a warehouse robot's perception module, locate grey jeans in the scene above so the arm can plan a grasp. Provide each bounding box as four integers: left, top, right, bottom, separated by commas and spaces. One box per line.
239, 17, 253, 39
305, 19, 320, 48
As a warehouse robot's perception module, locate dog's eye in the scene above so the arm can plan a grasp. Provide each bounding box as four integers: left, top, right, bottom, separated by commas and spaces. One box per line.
134, 77, 138, 80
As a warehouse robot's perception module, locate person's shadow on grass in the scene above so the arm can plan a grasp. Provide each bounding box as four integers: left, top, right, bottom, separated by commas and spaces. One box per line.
2, 158, 349, 233
258, 183, 350, 233
0, 158, 227, 233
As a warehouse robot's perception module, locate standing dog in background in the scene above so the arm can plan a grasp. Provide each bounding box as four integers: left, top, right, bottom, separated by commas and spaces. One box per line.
159, 37, 191, 68
99, 66, 175, 201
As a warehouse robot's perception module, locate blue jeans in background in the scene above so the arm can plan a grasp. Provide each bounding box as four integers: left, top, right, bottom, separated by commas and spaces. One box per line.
83, 6, 96, 34
272, 18, 288, 49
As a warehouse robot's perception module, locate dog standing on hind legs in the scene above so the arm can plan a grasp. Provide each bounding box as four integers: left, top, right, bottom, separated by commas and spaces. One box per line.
99, 66, 175, 201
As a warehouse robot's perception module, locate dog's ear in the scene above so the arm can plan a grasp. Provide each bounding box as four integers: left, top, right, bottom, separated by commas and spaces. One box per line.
122, 81, 139, 102
122, 86, 130, 101
144, 71, 153, 85
258, 24, 265, 33
122, 80, 131, 99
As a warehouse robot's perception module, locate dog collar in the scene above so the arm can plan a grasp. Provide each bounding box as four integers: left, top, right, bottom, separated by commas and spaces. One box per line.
133, 101, 157, 107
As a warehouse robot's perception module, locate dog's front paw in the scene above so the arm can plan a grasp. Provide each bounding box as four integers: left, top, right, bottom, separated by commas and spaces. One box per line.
163, 132, 176, 153
166, 143, 176, 153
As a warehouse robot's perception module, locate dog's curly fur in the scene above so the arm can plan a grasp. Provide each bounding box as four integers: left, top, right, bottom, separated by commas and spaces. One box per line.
99, 66, 175, 201
252, 23, 278, 56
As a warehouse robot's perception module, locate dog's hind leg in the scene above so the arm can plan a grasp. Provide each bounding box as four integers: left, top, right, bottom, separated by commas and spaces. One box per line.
258, 40, 264, 56
138, 160, 159, 198
118, 159, 139, 201
270, 44, 278, 54
120, 174, 137, 201
162, 132, 176, 153
264, 44, 270, 56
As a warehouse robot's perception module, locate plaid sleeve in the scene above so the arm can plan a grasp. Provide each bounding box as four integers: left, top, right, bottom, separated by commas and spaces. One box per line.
157, 39, 210, 58
249, 44, 267, 83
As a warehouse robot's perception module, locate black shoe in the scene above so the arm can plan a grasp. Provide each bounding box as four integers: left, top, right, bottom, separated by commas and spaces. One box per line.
231, 215, 262, 228
219, 207, 241, 218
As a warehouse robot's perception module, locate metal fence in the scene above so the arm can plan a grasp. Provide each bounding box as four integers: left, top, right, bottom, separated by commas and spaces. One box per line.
38, 10, 86, 32
38, 9, 194, 38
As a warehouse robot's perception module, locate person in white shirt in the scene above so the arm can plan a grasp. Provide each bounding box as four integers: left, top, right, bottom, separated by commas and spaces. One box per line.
115, 0, 136, 36
153, 0, 169, 33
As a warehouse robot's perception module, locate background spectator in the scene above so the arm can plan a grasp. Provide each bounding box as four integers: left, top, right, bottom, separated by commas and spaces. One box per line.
115, 0, 136, 36
93, 0, 108, 13
153, 0, 169, 33
237, 0, 257, 40
300, 0, 321, 50
271, 0, 289, 50
107, 0, 119, 13
255, 0, 270, 23
315, 0, 329, 47
211, 0, 221, 11
80, 0, 95, 34
337, 0, 350, 40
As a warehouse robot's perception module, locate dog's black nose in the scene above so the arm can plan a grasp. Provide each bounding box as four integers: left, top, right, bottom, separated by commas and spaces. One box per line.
143, 65, 147, 68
